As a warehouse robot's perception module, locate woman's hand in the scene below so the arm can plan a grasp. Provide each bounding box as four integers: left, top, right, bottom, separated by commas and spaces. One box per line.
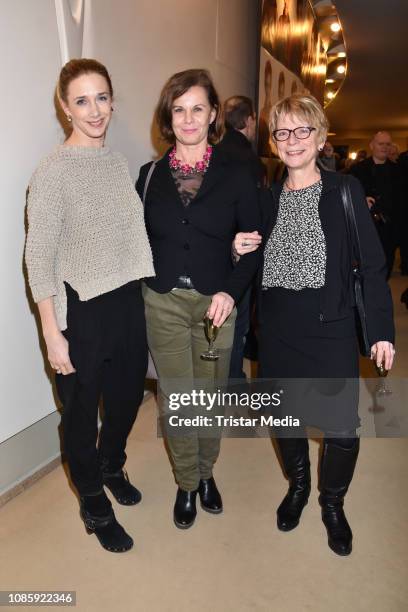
44, 329, 76, 375
233, 231, 262, 257
38, 297, 75, 375
371, 341, 395, 371
207, 292, 235, 327
366, 196, 376, 209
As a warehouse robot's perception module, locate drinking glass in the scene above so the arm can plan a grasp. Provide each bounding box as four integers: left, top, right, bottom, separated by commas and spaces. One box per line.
201, 316, 219, 361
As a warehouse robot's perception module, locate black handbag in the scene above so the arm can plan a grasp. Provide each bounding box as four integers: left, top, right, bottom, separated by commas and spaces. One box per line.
340, 177, 371, 357
142, 161, 159, 380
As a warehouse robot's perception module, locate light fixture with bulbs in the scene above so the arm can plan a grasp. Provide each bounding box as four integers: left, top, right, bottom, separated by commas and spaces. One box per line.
308, 1, 348, 108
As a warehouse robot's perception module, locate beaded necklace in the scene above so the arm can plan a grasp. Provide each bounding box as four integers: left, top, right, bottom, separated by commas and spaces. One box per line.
169, 145, 212, 177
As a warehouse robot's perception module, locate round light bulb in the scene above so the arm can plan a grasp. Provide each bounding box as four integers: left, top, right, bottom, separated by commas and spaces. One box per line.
327, 91, 335, 99
337, 65, 346, 74
350, 152, 357, 160
331, 22, 341, 32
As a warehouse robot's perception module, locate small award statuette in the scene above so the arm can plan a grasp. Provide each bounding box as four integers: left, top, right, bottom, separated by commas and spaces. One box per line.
201, 316, 219, 361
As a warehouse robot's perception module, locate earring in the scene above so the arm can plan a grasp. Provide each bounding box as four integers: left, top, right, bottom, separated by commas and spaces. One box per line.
66, 115, 72, 123
111, 106, 114, 112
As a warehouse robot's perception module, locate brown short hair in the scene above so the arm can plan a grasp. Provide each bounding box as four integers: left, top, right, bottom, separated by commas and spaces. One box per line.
270, 93, 329, 143
156, 69, 223, 144
224, 96, 255, 130
58, 58, 113, 103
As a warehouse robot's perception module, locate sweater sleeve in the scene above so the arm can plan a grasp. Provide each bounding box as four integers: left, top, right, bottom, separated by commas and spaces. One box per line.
348, 175, 395, 345
222, 167, 262, 302
25, 160, 64, 303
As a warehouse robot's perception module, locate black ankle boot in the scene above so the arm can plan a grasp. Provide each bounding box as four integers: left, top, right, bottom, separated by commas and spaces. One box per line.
173, 488, 197, 529
80, 491, 133, 552
198, 477, 223, 514
319, 438, 360, 556
102, 468, 142, 505
276, 438, 311, 531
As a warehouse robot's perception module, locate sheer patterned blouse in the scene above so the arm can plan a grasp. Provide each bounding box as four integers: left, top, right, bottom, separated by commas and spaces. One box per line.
171, 168, 205, 207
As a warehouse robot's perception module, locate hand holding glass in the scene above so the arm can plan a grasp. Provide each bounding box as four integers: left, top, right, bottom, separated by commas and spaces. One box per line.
374, 360, 392, 397
201, 316, 219, 361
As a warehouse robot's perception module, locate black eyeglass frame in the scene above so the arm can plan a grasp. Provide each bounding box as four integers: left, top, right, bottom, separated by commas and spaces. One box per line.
272, 126, 317, 141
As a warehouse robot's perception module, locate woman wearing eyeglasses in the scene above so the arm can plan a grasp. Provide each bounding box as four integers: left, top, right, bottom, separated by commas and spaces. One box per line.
234, 94, 394, 556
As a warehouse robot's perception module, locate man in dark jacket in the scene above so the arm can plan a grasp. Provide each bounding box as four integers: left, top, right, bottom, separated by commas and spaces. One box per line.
350, 131, 405, 278
218, 96, 265, 379
220, 96, 266, 187
397, 150, 408, 275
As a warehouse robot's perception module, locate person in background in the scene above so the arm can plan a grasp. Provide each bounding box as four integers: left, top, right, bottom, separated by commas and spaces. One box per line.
233, 94, 394, 556
136, 69, 260, 530
25, 59, 155, 553
319, 140, 339, 171
219, 95, 264, 380
398, 149, 408, 275
341, 157, 357, 174
220, 96, 265, 186
350, 131, 405, 278
356, 149, 367, 163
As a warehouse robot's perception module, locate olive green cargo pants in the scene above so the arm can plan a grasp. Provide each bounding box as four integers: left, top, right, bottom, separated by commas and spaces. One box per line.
143, 284, 236, 491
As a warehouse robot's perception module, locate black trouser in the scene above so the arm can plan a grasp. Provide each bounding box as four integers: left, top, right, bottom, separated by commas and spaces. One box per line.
56, 282, 147, 496
229, 286, 251, 379
396, 210, 408, 273
376, 220, 398, 279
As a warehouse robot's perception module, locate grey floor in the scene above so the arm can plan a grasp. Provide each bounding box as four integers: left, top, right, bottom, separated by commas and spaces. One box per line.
1, 273, 407, 611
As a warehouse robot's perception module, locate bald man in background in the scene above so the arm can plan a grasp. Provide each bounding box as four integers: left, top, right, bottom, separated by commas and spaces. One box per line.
350, 131, 406, 277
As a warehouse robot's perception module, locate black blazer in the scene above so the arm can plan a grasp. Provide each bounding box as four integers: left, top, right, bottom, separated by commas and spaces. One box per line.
258, 168, 395, 345
136, 146, 261, 303
349, 157, 404, 220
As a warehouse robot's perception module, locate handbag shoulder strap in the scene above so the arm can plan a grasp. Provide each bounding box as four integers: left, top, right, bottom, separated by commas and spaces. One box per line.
142, 160, 158, 206
340, 176, 364, 270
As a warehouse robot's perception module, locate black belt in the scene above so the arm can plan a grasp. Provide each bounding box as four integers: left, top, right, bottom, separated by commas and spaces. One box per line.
173, 275, 195, 289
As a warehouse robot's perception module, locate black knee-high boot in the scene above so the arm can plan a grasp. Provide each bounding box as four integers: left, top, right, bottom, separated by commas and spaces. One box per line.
276, 437, 311, 531
319, 437, 360, 556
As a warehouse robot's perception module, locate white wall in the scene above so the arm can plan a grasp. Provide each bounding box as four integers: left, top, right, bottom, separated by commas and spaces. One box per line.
82, 0, 258, 178
0, 0, 258, 446
0, 0, 63, 443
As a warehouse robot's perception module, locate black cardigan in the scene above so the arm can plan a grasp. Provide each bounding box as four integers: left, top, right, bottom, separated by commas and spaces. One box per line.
136, 146, 261, 303
258, 168, 395, 345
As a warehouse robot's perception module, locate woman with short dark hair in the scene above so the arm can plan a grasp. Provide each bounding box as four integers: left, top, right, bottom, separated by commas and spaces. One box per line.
137, 68, 260, 529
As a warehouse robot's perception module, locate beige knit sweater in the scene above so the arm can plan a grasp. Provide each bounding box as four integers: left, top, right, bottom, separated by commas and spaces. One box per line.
25, 145, 155, 330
